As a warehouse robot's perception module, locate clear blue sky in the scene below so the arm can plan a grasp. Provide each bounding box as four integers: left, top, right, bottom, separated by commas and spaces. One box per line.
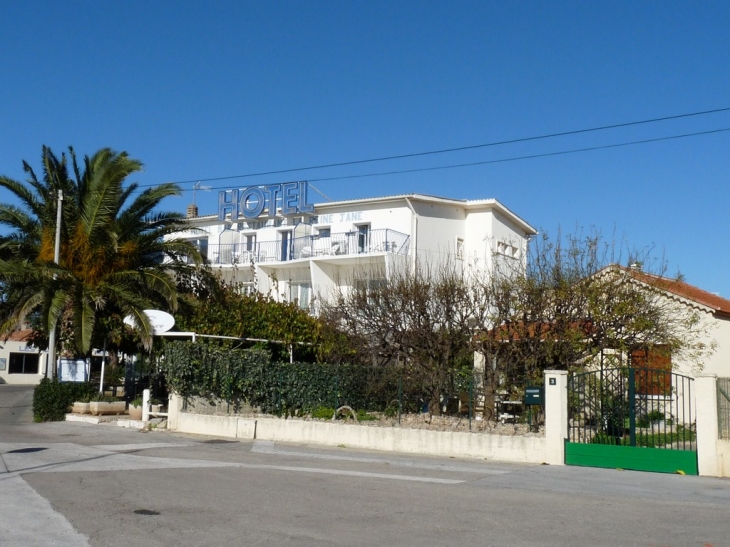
2, 2, 729, 295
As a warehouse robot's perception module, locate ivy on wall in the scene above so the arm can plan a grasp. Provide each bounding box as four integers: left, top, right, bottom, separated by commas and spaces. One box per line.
162, 341, 396, 414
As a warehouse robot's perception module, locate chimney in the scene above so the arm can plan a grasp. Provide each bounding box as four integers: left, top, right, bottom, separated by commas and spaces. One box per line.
186, 204, 199, 218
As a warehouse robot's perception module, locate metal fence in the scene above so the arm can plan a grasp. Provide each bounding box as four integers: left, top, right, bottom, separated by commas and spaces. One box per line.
205, 228, 411, 265
568, 367, 695, 450
718, 377, 730, 440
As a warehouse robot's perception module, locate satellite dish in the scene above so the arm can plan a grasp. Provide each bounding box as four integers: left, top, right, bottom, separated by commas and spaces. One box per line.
123, 310, 175, 334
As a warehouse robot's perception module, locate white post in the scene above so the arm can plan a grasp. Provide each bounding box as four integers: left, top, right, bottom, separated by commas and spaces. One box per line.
99, 358, 105, 394
167, 393, 180, 431
142, 389, 151, 422
544, 370, 569, 465
99, 338, 107, 393
695, 374, 719, 476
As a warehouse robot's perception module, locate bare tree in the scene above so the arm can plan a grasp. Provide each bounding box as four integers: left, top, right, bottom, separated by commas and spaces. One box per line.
475, 228, 714, 406
322, 260, 491, 414
322, 228, 713, 420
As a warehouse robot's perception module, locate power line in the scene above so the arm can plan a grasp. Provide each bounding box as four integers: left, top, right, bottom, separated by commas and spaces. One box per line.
166, 126, 730, 191
166, 106, 730, 186
304, 127, 730, 183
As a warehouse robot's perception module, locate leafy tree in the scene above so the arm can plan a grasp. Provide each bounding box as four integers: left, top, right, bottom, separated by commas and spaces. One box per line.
175, 273, 323, 362
0, 146, 201, 366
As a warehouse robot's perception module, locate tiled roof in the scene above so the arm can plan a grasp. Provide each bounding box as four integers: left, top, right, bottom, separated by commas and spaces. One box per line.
616, 265, 730, 316
4, 329, 34, 342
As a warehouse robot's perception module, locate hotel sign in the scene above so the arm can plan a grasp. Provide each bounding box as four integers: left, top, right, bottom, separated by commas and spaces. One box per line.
218, 181, 315, 220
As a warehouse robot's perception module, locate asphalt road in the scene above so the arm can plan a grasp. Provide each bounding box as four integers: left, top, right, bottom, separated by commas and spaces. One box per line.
1, 385, 729, 547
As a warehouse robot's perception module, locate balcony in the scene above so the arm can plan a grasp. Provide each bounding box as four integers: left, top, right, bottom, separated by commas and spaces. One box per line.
206, 228, 410, 266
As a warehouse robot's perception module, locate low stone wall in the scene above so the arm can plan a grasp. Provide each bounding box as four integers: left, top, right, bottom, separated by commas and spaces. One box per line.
718, 440, 730, 477
168, 395, 546, 463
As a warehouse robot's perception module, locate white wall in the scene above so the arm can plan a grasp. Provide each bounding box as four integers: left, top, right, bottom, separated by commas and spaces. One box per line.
314, 202, 412, 235
0, 339, 46, 385
170, 408, 546, 464
698, 316, 730, 378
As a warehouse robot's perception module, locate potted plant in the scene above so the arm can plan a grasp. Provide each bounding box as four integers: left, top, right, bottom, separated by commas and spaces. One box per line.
150, 397, 163, 414
72, 392, 93, 414
128, 396, 144, 420
89, 394, 126, 416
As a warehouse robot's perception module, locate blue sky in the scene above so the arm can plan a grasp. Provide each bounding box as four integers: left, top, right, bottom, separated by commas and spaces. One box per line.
2, 1, 729, 295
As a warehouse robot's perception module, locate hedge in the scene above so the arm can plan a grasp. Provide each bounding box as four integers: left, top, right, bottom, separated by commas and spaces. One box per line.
32, 378, 97, 422
162, 341, 397, 415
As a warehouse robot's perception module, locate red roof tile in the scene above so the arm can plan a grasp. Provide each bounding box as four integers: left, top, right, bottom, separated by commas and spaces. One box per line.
616, 265, 730, 316
4, 329, 34, 342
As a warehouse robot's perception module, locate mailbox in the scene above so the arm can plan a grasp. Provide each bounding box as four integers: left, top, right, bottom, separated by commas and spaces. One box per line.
523, 386, 544, 406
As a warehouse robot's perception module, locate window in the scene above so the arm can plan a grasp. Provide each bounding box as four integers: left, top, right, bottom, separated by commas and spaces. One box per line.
496, 240, 519, 259
354, 278, 386, 304
244, 233, 256, 251
9, 352, 39, 374
317, 227, 331, 238
185, 237, 208, 264
456, 237, 464, 260
357, 224, 370, 253
288, 282, 311, 310
279, 230, 292, 261
238, 282, 256, 296
632, 346, 672, 396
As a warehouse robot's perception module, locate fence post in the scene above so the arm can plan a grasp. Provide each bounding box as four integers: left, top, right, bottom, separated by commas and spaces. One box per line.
544, 370, 568, 465
167, 393, 180, 430
142, 388, 150, 422
695, 373, 719, 477
334, 375, 339, 411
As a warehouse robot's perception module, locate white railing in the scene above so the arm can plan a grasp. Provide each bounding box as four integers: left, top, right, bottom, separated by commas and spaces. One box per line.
205, 228, 410, 265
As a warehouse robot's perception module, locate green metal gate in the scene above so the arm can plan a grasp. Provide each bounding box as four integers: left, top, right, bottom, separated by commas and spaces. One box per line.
566, 367, 697, 475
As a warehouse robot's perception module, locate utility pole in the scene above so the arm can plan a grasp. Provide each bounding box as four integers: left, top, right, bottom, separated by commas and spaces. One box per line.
47, 190, 63, 379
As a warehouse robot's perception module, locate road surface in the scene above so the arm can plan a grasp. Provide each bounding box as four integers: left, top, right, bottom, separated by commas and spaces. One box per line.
1, 385, 728, 546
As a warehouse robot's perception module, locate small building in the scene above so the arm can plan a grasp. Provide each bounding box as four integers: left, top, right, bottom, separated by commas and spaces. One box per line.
0, 330, 47, 385
177, 183, 537, 309
618, 267, 730, 377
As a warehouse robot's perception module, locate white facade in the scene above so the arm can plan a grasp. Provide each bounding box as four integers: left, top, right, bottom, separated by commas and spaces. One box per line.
179, 189, 537, 310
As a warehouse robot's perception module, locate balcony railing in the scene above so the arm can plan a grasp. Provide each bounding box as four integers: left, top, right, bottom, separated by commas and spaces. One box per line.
206, 228, 410, 266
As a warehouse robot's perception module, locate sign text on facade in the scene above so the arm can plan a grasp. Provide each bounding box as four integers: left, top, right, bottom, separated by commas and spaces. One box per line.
219, 181, 315, 220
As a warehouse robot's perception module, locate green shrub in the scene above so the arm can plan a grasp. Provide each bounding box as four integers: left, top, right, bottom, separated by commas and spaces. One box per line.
384, 402, 399, 418
92, 392, 118, 402
356, 409, 377, 421
33, 378, 96, 422
637, 409, 666, 427
311, 406, 335, 419
590, 432, 627, 445
635, 425, 695, 447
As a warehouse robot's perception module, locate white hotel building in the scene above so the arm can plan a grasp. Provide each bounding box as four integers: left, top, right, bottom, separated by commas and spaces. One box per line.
178, 183, 537, 309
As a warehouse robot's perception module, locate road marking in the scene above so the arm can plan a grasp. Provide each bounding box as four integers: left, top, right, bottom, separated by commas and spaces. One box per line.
0, 475, 90, 547
0, 442, 238, 475
233, 462, 465, 484
92, 442, 195, 452
251, 440, 514, 475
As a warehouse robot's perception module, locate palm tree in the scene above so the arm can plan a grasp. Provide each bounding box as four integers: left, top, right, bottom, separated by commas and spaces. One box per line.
0, 146, 201, 363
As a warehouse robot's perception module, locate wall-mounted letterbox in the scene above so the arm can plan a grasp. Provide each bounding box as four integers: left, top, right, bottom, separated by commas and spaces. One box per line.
523, 386, 544, 406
